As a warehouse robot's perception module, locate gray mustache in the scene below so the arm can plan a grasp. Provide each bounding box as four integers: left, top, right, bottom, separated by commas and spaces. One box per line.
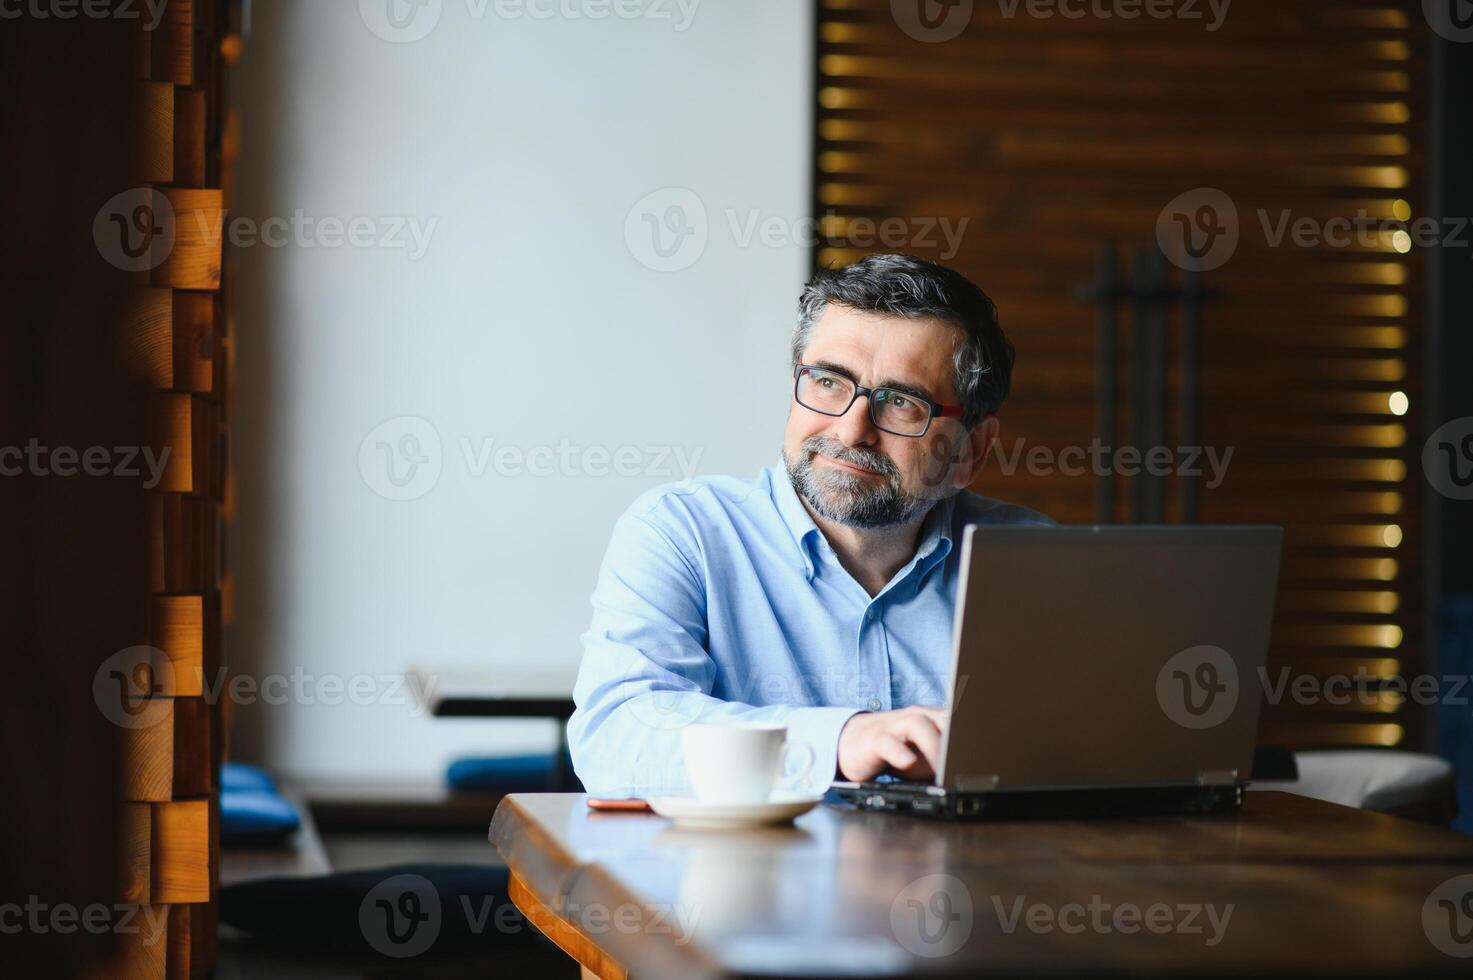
803, 437, 896, 477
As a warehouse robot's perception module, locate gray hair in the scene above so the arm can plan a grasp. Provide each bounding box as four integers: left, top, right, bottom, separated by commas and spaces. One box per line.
791, 253, 1014, 428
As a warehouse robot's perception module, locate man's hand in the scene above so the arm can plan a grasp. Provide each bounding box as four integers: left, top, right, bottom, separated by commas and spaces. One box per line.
837, 706, 946, 782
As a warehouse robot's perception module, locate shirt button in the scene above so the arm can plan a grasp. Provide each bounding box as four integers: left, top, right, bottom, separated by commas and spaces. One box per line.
866, 608, 877, 622
867, 698, 882, 711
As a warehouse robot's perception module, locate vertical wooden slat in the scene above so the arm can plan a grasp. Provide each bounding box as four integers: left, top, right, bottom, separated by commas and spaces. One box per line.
123, 701, 175, 802
166, 905, 191, 980
151, 595, 204, 696
138, 82, 173, 184
151, 800, 210, 904
124, 287, 174, 389
172, 698, 213, 797
118, 802, 153, 907
141, 9, 225, 978
173, 89, 207, 189
173, 292, 215, 394
153, 189, 223, 291
153, 0, 194, 87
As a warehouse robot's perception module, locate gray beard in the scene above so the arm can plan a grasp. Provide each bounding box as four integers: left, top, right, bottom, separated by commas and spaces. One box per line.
783, 437, 936, 530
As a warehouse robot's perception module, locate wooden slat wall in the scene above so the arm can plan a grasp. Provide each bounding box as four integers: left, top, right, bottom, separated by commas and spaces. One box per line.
816, 0, 1427, 749
105, 3, 232, 977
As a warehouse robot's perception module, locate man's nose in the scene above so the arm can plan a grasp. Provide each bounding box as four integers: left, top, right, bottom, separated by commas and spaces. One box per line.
832, 392, 879, 446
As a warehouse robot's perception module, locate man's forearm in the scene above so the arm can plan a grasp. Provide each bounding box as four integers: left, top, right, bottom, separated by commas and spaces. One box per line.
568, 690, 860, 797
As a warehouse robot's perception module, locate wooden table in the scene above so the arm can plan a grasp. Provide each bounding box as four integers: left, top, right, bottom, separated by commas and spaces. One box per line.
489, 792, 1473, 979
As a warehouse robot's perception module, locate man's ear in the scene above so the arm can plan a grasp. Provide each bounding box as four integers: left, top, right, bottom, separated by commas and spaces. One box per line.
952, 416, 999, 490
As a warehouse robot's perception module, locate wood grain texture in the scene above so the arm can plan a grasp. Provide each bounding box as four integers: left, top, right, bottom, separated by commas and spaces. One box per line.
172, 292, 214, 393
151, 595, 203, 696
151, 800, 210, 904
150, 496, 218, 593
119, 802, 152, 906
173, 88, 206, 188
82, 905, 168, 980
137, 15, 152, 78
124, 287, 173, 388
151, 393, 213, 494
166, 904, 190, 980
189, 894, 217, 979
138, 81, 172, 183
153, 188, 221, 290
152, 393, 194, 493
123, 700, 174, 802
122, 291, 215, 393
509, 871, 627, 980
492, 793, 1473, 978
152, 0, 193, 87
172, 697, 212, 797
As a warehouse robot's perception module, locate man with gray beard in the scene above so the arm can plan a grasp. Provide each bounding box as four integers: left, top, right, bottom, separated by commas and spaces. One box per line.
569, 254, 1051, 798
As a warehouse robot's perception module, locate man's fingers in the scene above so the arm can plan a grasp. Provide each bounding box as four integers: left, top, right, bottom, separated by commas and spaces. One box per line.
875, 732, 918, 771
901, 715, 943, 772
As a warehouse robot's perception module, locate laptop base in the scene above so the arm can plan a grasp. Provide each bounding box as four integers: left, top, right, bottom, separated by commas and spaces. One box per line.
829, 782, 1244, 821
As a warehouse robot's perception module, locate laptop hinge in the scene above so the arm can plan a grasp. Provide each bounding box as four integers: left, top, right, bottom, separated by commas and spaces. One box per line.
954, 774, 1000, 792
1196, 769, 1239, 786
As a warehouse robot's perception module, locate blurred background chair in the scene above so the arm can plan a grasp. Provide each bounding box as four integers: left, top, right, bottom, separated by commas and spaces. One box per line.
1251, 750, 1457, 825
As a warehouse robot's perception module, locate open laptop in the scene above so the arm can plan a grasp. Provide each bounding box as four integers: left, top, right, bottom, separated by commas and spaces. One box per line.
832, 524, 1283, 820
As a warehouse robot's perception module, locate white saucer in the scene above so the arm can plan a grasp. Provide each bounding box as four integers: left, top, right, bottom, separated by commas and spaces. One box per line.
647, 791, 824, 829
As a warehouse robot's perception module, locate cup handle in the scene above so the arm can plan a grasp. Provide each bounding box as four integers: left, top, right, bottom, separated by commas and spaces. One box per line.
781, 741, 817, 792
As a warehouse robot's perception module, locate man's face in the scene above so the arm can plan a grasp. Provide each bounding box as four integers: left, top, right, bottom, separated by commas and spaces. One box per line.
783, 303, 978, 529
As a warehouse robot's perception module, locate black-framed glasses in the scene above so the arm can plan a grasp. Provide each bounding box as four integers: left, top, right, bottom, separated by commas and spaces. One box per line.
792, 363, 963, 438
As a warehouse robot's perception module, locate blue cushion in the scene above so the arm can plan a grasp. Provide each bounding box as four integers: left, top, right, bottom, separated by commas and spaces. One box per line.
221, 789, 301, 844
446, 754, 557, 793
222, 761, 279, 794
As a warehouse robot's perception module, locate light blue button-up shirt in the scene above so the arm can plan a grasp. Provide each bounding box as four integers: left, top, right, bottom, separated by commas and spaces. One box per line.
569, 461, 1052, 797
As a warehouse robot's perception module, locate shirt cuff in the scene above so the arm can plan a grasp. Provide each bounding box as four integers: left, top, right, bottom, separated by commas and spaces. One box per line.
784, 705, 865, 793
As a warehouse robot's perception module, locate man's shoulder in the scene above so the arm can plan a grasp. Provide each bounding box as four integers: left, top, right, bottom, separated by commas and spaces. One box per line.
621, 469, 775, 536
951, 489, 1056, 527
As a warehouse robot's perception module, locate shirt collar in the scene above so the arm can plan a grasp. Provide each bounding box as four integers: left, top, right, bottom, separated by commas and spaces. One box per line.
909, 492, 957, 588
767, 460, 958, 585
769, 461, 824, 577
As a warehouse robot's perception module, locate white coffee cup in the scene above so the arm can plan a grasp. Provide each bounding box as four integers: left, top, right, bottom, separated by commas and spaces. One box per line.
681, 723, 816, 804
